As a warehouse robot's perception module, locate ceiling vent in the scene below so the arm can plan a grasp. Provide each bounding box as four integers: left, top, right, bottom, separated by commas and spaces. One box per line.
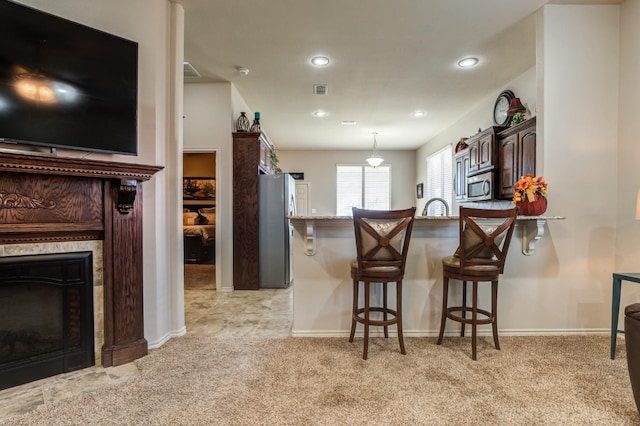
313, 84, 328, 95
183, 62, 201, 78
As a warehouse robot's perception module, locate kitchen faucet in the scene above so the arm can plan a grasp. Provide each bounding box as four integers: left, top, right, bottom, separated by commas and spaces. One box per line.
422, 197, 450, 216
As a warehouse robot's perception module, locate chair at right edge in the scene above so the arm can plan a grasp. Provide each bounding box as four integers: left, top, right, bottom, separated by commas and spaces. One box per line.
436, 206, 518, 360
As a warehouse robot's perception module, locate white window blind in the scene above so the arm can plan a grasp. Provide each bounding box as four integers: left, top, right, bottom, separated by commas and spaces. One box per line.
337, 165, 390, 215
425, 145, 453, 216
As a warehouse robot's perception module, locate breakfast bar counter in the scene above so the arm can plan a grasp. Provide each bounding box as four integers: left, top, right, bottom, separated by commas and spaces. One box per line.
289, 215, 564, 337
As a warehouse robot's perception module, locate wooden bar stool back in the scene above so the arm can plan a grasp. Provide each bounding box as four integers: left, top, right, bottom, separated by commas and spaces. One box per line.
349, 206, 416, 359
436, 206, 517, 360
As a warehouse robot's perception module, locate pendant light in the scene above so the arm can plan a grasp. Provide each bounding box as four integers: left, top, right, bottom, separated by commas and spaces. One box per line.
366, 132, 384, 168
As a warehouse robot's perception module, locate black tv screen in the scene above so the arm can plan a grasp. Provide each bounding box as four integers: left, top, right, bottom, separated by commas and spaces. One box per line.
0, 0, 138, 155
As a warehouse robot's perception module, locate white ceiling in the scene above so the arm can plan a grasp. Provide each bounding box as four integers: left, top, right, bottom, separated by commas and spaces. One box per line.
178, 0, 621, 150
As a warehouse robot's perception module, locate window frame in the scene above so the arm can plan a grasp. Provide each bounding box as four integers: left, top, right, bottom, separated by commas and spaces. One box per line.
424, 145, 453, 216
336, 163, 391, 215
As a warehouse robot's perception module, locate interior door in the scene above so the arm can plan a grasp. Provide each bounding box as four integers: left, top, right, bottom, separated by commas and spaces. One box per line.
295, 182, 310, 215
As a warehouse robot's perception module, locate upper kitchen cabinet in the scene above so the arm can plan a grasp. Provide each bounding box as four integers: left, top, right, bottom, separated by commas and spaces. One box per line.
454, 148, 470, 201
233, 131, 274, 176
497, 117, 537, 199
467, 127, 506, 174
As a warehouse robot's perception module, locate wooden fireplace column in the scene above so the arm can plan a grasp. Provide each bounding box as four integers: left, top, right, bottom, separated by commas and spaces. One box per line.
0, 152, 163, 367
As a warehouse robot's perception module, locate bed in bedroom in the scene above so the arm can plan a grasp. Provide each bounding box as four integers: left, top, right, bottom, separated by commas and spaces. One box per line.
183, 207, 215, 263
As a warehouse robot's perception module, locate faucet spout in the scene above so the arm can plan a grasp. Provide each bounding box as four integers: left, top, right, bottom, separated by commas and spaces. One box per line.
423, 197, 450, 216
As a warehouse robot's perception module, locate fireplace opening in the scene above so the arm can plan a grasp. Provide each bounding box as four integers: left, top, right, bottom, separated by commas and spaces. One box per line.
0, 252, 94, 390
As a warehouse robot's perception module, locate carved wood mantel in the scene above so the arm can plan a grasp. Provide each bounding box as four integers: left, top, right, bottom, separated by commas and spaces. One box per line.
0, 151, 163, 367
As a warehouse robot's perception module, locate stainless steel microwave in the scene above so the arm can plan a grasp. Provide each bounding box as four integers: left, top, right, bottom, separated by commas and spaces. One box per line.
467, 171, 494, 201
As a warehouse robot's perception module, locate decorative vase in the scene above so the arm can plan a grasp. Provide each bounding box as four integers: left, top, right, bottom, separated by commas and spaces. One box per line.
249, 111, 261, 133
517, 193, 547, 216
235, 112, 250, 132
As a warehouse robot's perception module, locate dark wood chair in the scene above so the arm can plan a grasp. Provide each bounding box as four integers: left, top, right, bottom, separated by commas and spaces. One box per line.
349, 206, 416, 359
436, 206, 517, 360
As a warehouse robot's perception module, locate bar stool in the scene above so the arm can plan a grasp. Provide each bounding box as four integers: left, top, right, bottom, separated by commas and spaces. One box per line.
349, 206, 416, 360
436, 206, 517, 360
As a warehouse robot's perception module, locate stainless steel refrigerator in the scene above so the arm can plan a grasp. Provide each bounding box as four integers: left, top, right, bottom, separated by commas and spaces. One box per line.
259, 173, 296, 288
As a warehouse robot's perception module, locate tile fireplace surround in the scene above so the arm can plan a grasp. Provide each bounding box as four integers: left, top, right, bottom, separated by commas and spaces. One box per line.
0, 151, 162, 380
0, 240, 104, 365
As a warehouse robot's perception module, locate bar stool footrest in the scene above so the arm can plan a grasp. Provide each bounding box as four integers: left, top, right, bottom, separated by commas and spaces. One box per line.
445, 306, 494, 325
353, 307, 399, 327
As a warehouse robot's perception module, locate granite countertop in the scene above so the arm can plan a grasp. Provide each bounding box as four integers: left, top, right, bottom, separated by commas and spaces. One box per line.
290, 215, 565, 221
289, 215, 564, 257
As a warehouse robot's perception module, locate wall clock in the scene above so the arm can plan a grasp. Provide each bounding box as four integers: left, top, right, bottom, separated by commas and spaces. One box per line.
493, 90, 515, 126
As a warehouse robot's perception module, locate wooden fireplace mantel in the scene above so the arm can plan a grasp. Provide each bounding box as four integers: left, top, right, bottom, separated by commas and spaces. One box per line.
0, 150, 162, 180
0, 151, 163, 367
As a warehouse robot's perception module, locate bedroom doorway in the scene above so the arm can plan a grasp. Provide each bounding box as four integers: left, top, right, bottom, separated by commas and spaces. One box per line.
183, 151, 216, 292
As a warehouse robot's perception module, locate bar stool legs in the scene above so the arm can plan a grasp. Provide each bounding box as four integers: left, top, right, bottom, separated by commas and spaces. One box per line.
436, 277, 449, 346
437, 278, 501, 361
349, 280, 405, 360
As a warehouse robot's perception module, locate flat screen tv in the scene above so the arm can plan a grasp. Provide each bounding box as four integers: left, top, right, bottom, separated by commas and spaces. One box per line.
0, 0, 138, 155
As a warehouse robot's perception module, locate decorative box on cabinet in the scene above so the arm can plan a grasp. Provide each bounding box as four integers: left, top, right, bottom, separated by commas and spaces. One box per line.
232, 132, 274, 290
497, 117, 536, 199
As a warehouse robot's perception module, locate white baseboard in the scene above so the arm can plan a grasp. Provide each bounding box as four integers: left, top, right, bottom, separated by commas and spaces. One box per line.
291, 328, 611, 338
148, 327, 186, 349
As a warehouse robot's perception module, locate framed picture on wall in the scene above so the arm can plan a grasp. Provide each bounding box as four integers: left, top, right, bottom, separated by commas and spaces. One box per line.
416, 183, 424, 199
183, 177, 216, 200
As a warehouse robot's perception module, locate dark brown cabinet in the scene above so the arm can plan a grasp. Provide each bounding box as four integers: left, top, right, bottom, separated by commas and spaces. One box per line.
497, 117, 536, 199
467, 127, 504, 175
232, 132, 274, 290
450, 120, 536, 203
454, 149, 470, 200
454, 126, 505, 201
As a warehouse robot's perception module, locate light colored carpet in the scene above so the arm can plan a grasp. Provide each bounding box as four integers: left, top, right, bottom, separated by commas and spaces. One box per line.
4, 335, 638, 425
184, 263, 215, 290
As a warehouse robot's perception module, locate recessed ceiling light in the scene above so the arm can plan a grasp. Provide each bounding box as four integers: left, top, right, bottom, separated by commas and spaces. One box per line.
412, 111, 426, 118
311, 56, 330, 66
341, 121, 357, 126
313, 110, 327, 117
457, 57, 479, 68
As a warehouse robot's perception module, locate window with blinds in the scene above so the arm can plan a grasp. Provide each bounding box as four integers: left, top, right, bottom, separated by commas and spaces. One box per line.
425, 145, 453, 216
336, 165, 390, 215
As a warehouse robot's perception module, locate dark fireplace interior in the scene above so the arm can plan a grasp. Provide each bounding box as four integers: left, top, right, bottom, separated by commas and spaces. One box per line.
0, 252, 94, 390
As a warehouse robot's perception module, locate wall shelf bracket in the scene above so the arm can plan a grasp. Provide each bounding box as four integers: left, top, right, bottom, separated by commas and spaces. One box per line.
304, 220, 316, 256
117, 179, 138, 214
522, 219, 546, 256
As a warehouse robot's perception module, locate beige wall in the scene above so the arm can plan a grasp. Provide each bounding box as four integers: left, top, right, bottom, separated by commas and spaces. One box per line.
538, 4, 619, 331
278, 150, 417, 216
616, 0, 640, 305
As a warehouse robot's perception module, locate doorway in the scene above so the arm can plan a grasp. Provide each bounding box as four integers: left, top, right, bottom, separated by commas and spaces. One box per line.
183, 152, 216, 292
295, 182, 310, 215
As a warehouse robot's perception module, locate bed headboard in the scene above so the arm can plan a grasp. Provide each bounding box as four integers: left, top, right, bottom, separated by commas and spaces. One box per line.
183, 203, 215, 213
